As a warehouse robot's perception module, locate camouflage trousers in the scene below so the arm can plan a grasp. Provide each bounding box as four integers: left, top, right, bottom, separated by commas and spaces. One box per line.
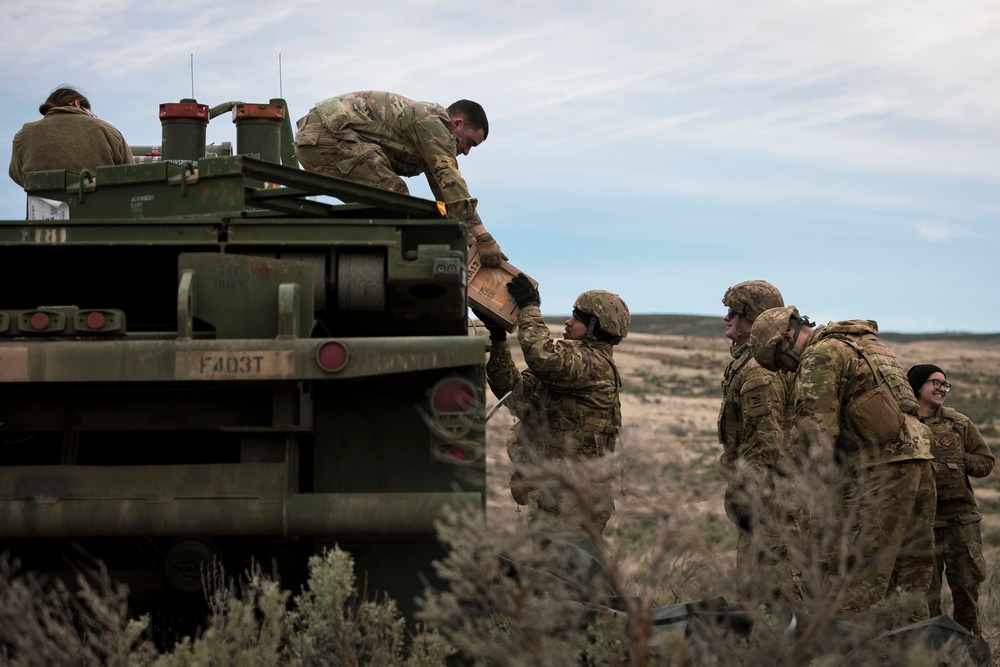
839, 459, 936, 623
294, 112, 410, 195
525, 483, 614, 549
735, 528, 801, 607
929, 518, 986, 635
727, 482, 801, 605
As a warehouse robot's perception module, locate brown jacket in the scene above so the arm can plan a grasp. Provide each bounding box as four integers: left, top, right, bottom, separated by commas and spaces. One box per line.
10, 106, 133, 187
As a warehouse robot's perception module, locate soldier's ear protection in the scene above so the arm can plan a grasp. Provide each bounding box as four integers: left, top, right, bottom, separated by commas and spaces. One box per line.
573, 308, 598, 342
576, 308, 622, 345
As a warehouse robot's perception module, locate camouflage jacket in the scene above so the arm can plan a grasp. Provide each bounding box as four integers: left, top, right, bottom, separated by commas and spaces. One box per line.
920, 406, 995, 523
718, 342, 790, 480
792, 320, 932, 468
9, 107, 134, 187
486, 305, 622, 464
312, 91, 481, 229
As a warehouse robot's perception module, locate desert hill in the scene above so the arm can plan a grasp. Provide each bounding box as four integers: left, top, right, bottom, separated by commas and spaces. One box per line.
545, 313, 1000, 342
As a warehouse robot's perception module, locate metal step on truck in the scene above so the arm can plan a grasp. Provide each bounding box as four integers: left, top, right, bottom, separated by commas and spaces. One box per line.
0, 97, 487, 629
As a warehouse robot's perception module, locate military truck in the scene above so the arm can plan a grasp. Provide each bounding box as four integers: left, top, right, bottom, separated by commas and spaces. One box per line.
0, 97, 486, 626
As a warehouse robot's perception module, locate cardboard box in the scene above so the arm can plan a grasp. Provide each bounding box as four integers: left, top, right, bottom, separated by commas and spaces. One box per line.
467, 247, 537, 332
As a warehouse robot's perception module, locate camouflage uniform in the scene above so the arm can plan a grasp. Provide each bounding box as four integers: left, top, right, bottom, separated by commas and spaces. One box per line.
791, 320, 935, 620
486, 304, 622, 540
920, 406, 994, 635
719, 341, 794, 599
9, 107, 134, 187
718, 280, 794, 602
719, 341, 790, 488
294, 91, 482, 232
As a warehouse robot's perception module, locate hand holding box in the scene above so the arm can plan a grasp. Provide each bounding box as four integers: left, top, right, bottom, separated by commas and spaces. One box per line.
467, 247, 538, 332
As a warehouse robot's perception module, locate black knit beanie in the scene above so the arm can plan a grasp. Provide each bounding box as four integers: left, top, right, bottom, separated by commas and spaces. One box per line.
907, 364, 946, 396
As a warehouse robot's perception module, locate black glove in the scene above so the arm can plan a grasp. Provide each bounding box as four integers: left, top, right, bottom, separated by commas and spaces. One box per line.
471, 307, 507, 340
510, 471, 530, 505
724, 486, 752, 534
506, 273, 540, 309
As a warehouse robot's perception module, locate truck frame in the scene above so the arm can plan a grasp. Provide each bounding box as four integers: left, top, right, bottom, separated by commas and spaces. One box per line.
0, 108, 487, 628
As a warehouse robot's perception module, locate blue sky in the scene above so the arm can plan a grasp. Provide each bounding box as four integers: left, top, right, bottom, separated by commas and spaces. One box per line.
2, 1, 997, 332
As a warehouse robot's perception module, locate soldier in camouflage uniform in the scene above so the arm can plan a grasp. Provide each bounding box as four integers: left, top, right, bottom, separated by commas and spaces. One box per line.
750, 307, 936, 622
474, 274, 627, 545
908, 364, 994, 635
717, 281, 793, 602
293, 91, 506, 267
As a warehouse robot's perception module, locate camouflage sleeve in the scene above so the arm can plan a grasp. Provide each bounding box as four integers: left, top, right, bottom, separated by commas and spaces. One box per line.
485, 338, 520, 401
411, 117, 483, 230
793, 339, 850, 453
958, 413, 995, 478
737, 365, 787, 471
485, 337, 540, 425
515, 305, 609, 389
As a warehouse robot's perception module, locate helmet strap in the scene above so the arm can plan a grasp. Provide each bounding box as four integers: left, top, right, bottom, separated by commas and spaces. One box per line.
776, 319, 805, 365
584, 314, 597, 342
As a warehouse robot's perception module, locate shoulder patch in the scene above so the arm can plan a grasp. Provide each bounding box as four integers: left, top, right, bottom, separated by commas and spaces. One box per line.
742, 388, 771, 419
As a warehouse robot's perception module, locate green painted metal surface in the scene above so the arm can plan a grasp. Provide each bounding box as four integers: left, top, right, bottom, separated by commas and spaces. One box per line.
0, 133, 486, 615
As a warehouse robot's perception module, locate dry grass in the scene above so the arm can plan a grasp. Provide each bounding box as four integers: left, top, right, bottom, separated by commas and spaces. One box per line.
2, 325, 998, 664
484, 325, 1000, 663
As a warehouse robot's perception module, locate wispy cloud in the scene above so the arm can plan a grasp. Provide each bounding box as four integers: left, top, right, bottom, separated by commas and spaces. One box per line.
0, 0, 997, 330
916, 222, 955, 242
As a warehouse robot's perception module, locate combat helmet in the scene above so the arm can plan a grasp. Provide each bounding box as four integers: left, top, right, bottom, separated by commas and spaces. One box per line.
722, 280, 784, 322
574, 290, 630, 344
750, 306, 811, 372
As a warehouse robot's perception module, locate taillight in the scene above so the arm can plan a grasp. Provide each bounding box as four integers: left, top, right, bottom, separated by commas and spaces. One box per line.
5, 307, 125, 337
75, 309, 125, 334
432, 379, 476, 412
427, 376, 483, 463
316, 341, 349, 372
444, 444, 471, 462
31, 312, 51, 330
20, 309, 66, 334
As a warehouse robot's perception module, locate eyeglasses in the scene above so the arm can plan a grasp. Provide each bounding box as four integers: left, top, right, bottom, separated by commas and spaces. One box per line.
726, 307, 741, 318
928, 379, 952, 392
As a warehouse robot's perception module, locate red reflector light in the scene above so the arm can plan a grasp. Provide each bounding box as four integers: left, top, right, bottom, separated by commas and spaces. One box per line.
317, 342, 348, 371
30, 312, 49, 330
86, 311, 107, 330
432, 380, 476, 412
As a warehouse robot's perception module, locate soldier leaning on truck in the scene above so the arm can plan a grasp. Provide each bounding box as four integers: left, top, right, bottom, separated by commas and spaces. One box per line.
473, 275, 628, 546
908, 363, 995, 636
293, 90, 507, 268
9, 85, 134, 188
